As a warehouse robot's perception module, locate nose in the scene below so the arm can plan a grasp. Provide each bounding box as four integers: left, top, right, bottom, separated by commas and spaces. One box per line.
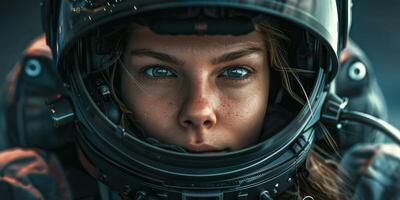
178, 87, 217, 131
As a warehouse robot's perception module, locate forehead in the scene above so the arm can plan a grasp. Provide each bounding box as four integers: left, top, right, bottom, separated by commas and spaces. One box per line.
127, 26, 266, 52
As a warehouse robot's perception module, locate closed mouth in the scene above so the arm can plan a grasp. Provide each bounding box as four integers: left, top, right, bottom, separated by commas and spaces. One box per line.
184, 144, 230, 154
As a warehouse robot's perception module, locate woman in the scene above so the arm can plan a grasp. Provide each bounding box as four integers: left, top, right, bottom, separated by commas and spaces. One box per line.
101, 12, 347, 199
62, 4, 347, 199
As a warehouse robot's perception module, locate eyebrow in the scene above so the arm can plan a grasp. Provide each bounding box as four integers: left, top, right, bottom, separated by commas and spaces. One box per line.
131, 48, 185, 66
211, 46, 264, 65
130, 45, 264, 66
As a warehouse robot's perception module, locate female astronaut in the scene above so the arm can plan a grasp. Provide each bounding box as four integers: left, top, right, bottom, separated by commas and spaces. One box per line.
0, 0, 400, 200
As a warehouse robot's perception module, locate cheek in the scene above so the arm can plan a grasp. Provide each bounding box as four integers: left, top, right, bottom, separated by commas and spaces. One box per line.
219, 79, 269, 148
221, 70, 269, 120
119, 73, 178, 132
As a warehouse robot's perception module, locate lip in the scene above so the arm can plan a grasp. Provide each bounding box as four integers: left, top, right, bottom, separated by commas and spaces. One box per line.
185, 143, 223, 153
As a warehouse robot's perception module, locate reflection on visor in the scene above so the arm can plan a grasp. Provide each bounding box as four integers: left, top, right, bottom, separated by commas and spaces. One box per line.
119, 60, 153, 96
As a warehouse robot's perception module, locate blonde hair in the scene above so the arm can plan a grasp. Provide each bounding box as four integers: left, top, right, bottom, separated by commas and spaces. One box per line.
257, 18, 352, 199
99, 10, 352, 200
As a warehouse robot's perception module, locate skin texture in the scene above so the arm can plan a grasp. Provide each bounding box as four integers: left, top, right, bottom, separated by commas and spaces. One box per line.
120, 26, 270, 153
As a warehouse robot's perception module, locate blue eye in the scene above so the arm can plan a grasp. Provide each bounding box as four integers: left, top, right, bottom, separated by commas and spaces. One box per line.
144, 66, 176, 78
221, 67, 250, 79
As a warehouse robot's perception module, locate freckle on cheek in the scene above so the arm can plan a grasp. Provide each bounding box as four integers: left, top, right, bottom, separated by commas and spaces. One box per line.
143, 112, 150, 120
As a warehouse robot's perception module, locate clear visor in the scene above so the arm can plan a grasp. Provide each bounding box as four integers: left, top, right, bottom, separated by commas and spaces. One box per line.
82, 10, 320, 153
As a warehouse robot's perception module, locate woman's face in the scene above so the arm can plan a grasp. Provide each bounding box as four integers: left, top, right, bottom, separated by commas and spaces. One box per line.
121, 26, 270, 152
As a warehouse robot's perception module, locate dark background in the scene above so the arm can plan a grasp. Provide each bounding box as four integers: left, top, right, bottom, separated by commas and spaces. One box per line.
0, 0, 399, 127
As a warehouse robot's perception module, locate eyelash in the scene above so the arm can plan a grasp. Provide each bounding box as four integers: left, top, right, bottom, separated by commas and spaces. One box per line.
141, 65, 253, 80
218, 66, 253, 80
142, 65, 177, 78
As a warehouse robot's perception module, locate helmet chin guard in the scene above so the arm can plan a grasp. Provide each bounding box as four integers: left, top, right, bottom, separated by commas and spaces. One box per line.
43, 0, 343, 199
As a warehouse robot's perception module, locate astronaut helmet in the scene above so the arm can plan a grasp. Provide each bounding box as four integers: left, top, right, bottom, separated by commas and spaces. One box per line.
42, 0, 351, 199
